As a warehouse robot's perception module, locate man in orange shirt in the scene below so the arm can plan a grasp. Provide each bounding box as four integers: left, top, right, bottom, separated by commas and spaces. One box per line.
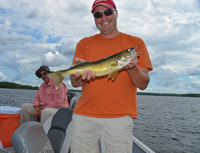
20, 66, 69, 124
70, 0, 153, 152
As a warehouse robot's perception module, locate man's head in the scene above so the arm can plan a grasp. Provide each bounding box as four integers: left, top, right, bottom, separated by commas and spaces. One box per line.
35, 66, 52, 84
92, 0, 118, 38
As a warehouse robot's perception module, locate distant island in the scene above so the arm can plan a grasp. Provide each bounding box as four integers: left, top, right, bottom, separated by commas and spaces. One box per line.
0, 81, 200, 98
0, 81, 39, 90
137, 92, 200, 98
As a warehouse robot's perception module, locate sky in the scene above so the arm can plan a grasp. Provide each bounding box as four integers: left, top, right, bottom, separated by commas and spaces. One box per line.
0, 0, 200, 94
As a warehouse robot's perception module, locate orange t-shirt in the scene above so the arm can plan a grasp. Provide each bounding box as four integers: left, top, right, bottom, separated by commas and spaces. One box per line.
72, 32, 153, 119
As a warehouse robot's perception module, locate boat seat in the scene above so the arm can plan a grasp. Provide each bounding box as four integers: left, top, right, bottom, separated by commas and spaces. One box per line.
11, 121, 54, 153
12, 107, 74, 153
44, 107, 73, 153
67, 92, 77, 109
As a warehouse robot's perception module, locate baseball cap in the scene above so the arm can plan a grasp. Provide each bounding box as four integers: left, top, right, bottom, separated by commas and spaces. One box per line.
91, 0, 116, 13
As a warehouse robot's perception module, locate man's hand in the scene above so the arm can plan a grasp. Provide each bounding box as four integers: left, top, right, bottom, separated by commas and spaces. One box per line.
74, 58, 96, 81
125, 57, 138, 69
32, 106, 41, 119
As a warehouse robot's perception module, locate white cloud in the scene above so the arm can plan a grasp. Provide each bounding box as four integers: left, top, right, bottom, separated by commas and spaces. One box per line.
42, 51, 70, 67
189, 76, 200, 86
186, 65, 200, 76
0, 72, 6, 80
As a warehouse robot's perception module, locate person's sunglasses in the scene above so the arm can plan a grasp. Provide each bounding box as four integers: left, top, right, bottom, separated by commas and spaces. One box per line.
39, 72, 47, 78
93, 9, 115, 19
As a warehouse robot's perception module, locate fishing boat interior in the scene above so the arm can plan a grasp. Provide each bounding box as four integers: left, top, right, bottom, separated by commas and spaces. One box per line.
11, 92, 155, 153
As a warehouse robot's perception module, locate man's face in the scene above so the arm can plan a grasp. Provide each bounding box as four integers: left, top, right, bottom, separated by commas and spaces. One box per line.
93, 5, 118, 35
40, 70, 50, 83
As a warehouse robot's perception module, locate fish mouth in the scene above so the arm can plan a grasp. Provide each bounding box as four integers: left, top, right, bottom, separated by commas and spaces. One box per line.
128, 47, 139, 59
128, 47, 137, 54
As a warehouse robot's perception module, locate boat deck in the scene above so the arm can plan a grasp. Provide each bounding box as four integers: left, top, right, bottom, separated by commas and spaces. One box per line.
1, 146, 14, 153
2, 137, 155, 153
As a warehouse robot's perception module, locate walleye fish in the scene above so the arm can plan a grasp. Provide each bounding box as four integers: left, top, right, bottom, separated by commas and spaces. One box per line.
49, 47, 140, 89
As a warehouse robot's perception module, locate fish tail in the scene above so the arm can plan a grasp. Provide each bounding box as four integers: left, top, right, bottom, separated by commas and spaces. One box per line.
49, 71, 65, 89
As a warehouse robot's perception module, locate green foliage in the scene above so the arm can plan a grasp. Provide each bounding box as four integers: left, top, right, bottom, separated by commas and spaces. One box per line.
0, 81, 39, 90
137, 92, 200, 97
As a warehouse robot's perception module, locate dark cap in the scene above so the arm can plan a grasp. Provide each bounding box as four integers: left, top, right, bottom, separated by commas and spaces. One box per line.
35, 66, 52, 78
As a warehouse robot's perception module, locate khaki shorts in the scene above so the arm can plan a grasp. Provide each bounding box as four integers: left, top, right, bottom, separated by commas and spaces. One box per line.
71, 114, 134, 153
20, 103, 59, 124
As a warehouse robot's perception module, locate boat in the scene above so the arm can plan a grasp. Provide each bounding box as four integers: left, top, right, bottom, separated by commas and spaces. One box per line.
11, 92, 155, 153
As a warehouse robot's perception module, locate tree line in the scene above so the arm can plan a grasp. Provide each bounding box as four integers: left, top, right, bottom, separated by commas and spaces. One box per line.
0, 81, 39, 90
137, 92, 200, 97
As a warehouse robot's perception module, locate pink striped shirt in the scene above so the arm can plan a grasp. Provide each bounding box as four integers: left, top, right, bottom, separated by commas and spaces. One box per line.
33, 78, 69, 109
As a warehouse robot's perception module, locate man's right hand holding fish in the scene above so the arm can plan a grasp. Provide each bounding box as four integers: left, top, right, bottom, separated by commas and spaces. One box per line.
72, 58, 96, 84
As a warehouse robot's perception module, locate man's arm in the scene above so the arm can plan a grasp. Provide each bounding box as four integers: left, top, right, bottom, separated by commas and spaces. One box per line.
32, 88, 42, 118
125, 57, 150, 90
127, 66, 150, 90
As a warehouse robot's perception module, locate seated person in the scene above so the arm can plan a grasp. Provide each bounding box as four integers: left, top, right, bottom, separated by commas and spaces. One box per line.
20, 66, 69, 124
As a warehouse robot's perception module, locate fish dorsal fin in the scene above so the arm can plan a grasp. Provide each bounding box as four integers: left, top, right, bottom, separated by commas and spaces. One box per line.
70, 61, 88, 68
108, 70, 118, 81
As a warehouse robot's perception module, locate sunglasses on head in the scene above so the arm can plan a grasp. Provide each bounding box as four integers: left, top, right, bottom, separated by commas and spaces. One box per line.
93, 9, 115, 19
39, 72, 47, 78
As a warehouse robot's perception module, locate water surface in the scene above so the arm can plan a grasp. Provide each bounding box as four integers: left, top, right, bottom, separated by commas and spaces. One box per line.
0, 88, 199, 153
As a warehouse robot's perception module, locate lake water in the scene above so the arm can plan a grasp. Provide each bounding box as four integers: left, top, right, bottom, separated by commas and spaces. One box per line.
0, 88, 199, 153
